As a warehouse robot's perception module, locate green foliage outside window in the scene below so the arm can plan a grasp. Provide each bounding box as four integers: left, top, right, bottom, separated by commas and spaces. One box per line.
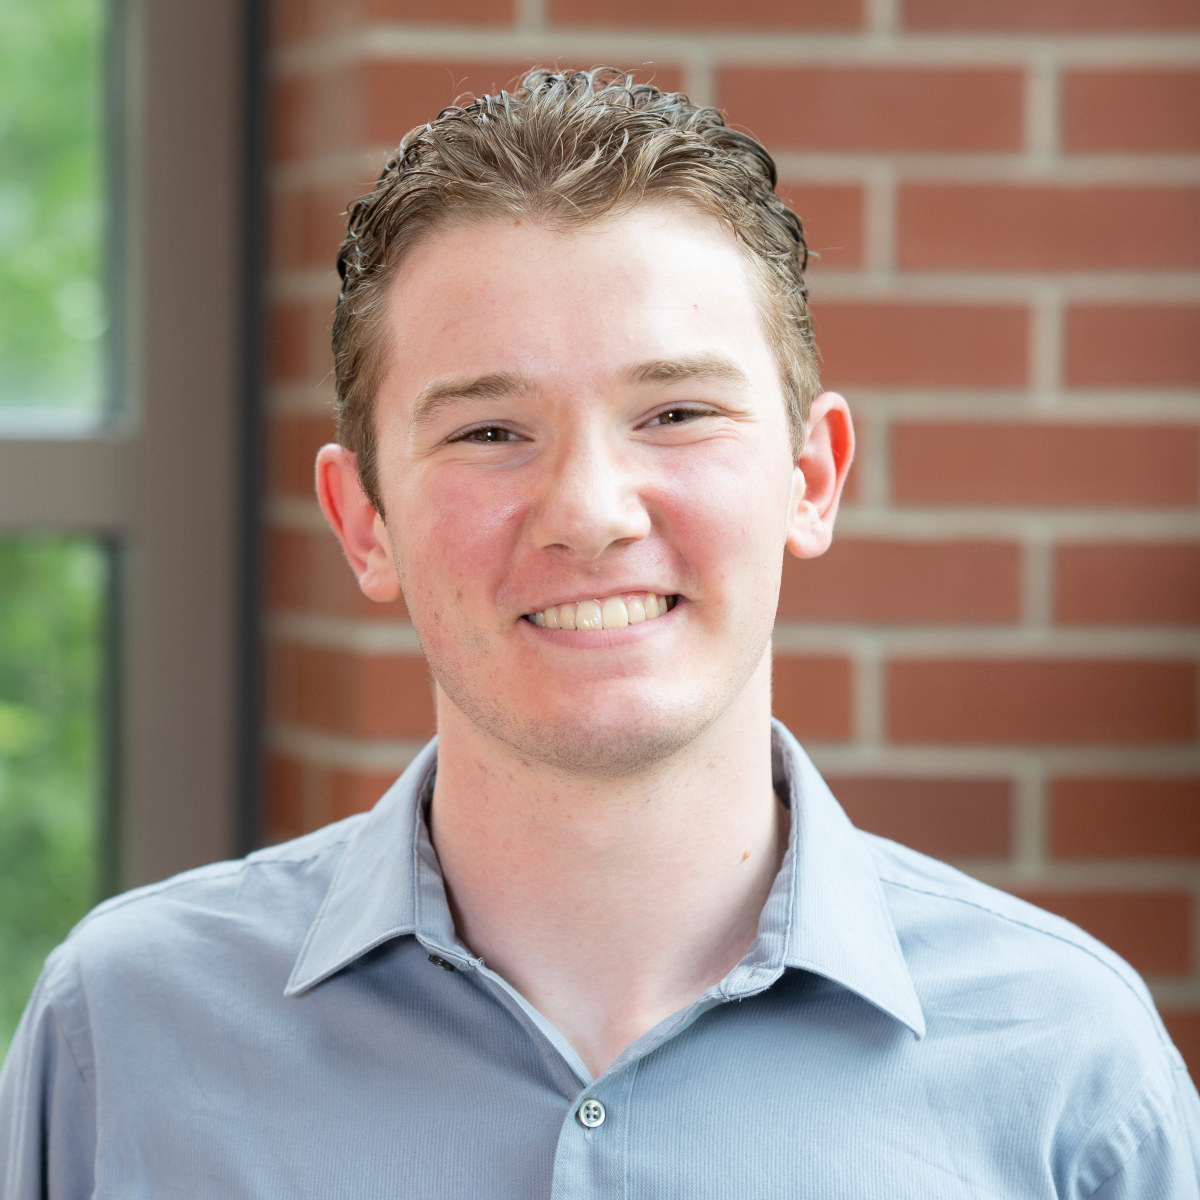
0, 0, 106, 1058
0, 540, 103, 1058
0, 0, 106, 412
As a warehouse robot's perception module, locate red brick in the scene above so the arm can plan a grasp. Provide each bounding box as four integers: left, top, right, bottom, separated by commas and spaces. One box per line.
1161, 1010, 1200, 1083
1064, 70, 1200, 154
1055, 542, 1200, 625
777, 182, 864, 271
267, 0, 321, 47
718, 67, 1024, 152
892, 422, 1199, 508
904, 0, 1200, 30
270, 185, 355, 274
813, 303, 1028, 389
270, 76, 311, 164
549, 0, 861, 28
265, 753, 401, 842
270, 642, 436, 737
269, 301, 310, 385
364, 62, 685, 146
268, 298, 333, 387
826, 775, 1013, 858
269, 190, 306, 277
783, 184, 866, 273
268, 413, 337, 499
270, 300, 321, 384
365, 0, 516, 23
1051, 777, 1200, 859
887, 658, 1197, 744
897, 184, 1200, 271
771, 655, 853, 741
267, 527, 409, 621
326, 766, 401, 822
779, 538, 1021, 623
1066, 305, 1200, 388
267, 0, 366, 46
1013, 890, 1192, 977
266, 753, 306, 842
270, 69, 362, 163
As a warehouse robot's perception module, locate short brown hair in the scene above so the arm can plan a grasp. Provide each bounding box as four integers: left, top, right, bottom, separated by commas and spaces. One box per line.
333, 67, 820, 512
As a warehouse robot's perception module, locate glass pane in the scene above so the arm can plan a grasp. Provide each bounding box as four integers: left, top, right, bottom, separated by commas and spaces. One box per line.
0, 536, 105, 1058
0, 0, 107, 418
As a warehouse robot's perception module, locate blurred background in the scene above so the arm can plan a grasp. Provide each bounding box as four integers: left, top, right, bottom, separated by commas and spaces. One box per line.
1, 0, 1197, 1073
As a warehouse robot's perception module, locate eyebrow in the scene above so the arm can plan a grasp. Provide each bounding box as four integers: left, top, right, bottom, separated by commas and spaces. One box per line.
409, 371, 531, 433
408, 354, 753, 434
620, 354, 753, 392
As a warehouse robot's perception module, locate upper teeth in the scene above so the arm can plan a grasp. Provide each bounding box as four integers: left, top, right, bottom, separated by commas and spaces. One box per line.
527, 593, 675, 629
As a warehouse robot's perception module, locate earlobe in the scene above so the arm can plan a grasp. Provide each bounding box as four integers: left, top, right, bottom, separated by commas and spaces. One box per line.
314, 443, 403, 602
785, 392, 855, 561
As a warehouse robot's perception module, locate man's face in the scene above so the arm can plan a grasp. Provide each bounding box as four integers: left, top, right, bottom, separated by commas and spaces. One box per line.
367, 203, 811, 777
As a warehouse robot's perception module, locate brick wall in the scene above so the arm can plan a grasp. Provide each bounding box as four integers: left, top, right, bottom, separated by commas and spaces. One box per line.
263, 0, 1200, 1073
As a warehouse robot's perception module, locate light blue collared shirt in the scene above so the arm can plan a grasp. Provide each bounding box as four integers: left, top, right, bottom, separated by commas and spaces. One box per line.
2, 723, 1198, 1198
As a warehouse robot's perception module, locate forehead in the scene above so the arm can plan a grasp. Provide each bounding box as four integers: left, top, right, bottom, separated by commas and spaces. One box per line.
377, 203, 781, 408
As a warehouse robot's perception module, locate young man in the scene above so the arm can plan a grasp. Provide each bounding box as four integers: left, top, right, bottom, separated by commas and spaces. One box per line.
2, 69, 1197, 1197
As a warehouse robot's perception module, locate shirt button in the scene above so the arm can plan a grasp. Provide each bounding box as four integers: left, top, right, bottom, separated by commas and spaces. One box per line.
577, 1098, 606, 1129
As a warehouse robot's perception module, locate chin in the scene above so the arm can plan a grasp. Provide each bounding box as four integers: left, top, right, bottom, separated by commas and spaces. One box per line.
443, 680, 721, 780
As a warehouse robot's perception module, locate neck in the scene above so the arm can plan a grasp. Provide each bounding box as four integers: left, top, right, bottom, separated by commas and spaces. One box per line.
428, 667, 788, 1079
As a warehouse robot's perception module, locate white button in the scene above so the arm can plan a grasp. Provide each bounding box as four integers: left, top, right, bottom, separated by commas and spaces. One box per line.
577, 1098, 606, 1128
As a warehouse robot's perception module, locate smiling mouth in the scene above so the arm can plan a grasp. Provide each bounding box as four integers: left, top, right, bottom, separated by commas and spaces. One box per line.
524, 593, 679, 630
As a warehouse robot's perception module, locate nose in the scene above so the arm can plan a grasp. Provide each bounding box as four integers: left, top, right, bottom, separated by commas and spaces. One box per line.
528, 430, 651, 561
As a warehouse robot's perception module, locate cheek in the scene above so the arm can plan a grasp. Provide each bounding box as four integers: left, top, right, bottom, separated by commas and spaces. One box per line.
396, 472, 527, 606
655, 449, 792, 578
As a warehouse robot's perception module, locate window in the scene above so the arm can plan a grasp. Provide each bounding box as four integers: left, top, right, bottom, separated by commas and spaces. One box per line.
0, 0, 259, 1052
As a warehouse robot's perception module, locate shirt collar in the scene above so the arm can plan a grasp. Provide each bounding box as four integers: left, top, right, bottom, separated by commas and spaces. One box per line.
285, 739, 436, 996
769, 721, 926, 1039
286, 724, 926, 1039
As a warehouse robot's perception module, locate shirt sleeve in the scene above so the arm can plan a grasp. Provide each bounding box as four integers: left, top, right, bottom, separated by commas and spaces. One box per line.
0, 965, 96, 1200
1086, 1061, 1200, 1200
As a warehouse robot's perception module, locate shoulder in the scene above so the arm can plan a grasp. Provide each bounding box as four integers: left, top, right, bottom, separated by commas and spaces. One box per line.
41, 815, 366, 1014
1, 815, 371, 1169
863, 833, 1198, 1191
866, 830, 1170, 1048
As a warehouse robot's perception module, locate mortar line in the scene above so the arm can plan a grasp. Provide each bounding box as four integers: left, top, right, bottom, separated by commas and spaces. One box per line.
807, 744, 1200, 775
514, 0, 545, 32
855, 638, 885, 747
682, 44, 715, 107
1025, 45, 1060, 165
1029, 286, 1064, 403
1012, 759, 1047, 877
864, 0, 899, 37
862, 162, 896, 276
272, 29, 1200, 74
268, 723, 429, 771
1022, 529, 1055, 630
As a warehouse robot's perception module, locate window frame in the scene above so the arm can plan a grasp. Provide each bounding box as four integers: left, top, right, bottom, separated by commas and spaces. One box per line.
0, 0, 262, 891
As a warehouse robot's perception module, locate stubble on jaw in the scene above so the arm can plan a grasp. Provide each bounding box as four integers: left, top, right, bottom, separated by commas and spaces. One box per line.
415, 613, 776, 782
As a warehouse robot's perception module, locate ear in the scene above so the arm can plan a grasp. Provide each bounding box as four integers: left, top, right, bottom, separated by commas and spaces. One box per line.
314, 443, 403, 602
785, 392, 855, 561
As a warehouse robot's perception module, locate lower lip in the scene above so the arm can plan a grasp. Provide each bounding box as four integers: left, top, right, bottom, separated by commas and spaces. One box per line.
518, 599, 683, 648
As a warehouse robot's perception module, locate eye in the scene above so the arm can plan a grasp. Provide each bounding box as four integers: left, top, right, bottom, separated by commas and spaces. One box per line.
645, 405, 713, 427
452, 425, 520, 444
